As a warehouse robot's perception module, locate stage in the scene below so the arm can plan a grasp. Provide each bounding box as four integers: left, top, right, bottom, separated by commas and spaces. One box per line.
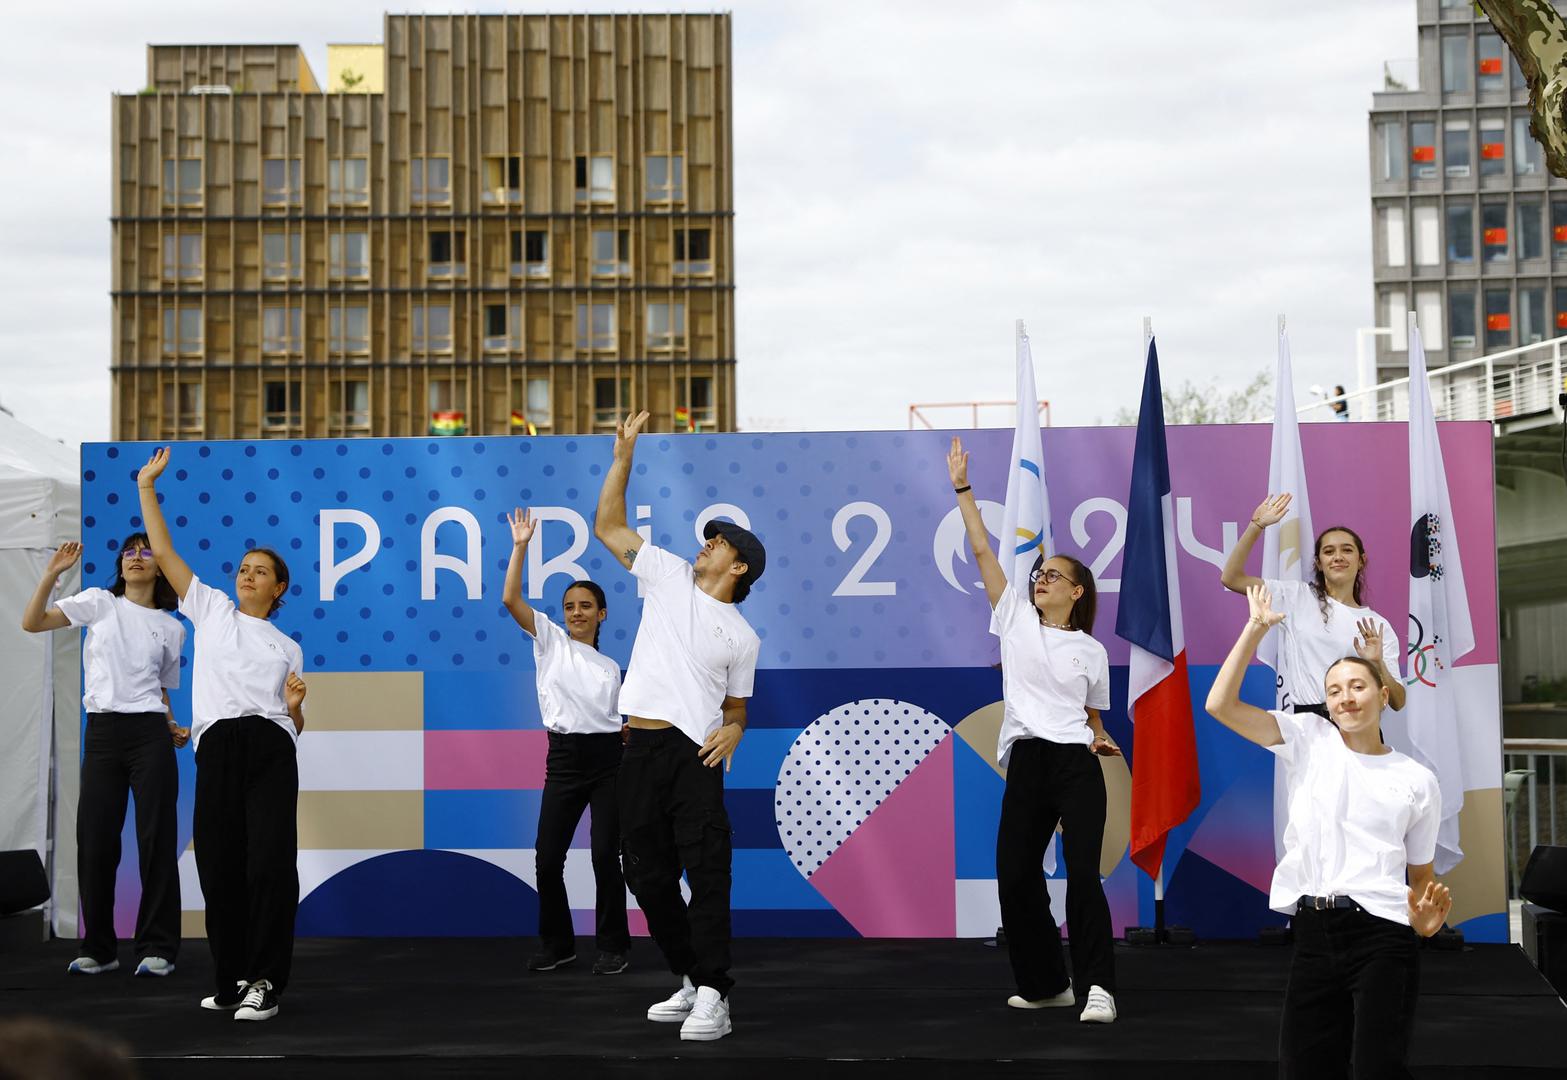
3, 937, 1562, 1078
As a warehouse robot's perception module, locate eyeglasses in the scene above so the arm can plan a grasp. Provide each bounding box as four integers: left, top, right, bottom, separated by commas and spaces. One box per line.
1029, 567, 1077, 587
121, 547, 154, 559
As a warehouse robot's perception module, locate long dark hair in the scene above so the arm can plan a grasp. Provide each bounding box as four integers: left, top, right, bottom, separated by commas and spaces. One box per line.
108, 532, 178, 611
1309, 525, 1366, 625
1031, 552, 1097, 634
563, 580, 607, 649
244, 547, 291, 619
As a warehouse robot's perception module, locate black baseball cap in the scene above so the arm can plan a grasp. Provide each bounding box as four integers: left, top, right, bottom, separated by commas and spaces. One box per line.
703, 520, 766, 601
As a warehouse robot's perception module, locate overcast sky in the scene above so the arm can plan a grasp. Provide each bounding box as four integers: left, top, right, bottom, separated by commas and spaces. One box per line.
0, 0, 1415, 446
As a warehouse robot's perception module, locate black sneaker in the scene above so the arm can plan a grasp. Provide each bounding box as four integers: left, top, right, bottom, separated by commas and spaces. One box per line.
591, 951, 629, 975
234, 979, 279, 1021
201, 980, 246, 1011
527, 948, 576, 972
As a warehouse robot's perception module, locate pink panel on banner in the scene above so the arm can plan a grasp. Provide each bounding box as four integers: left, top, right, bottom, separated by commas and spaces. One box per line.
808, 735, 955, 937
576, 908, 649, 937
1183, 772, 1278, 894
424, 730, 547, 790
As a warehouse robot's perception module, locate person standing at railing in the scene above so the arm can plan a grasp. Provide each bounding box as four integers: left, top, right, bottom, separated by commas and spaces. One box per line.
1331, 386, 1349, 422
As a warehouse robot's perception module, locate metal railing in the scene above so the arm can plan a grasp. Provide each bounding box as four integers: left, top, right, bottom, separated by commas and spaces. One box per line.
1297, 335, 1567, 429
1504, 738, 1566, 899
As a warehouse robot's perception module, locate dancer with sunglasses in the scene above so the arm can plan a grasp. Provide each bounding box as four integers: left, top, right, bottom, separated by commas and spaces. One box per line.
136, 448, 307, 1022
948, 437, 1120, 1024
22, 536, 186, 978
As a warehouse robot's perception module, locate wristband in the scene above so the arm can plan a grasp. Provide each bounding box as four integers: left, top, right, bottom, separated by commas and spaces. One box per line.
953, 485, 971, 495
1250, 518, 1265, 530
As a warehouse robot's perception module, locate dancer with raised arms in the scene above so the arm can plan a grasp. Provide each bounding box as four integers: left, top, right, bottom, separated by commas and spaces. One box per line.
136, 448, 306, 1022
1221, 496, 1405, 718
501, 508, 631, 976
593, 410, 764, 1042
947, 436, 1120, 1025
1205, 584, 1451, 1078
22, 536, 186, 978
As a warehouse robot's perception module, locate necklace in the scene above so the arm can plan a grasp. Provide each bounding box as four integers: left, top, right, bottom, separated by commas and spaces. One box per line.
1038, 617, 1073, 631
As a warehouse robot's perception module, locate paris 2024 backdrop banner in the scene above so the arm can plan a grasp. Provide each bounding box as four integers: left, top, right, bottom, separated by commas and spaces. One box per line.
80, 421, 1505, 942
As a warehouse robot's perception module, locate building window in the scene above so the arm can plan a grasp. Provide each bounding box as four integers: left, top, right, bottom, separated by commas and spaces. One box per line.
329, 158, 370, 207
1384, 289, 1408, 351
262, 306, 303, 354
1410, 121, 1437, 179
428, 378, 467, 435
646, 301, 686, 350
1375, 121, 1406, 182
574, 155, 614, 204
1514, 117, 1544, 176
576, 303, 616, 350
1443, 119, 1470, 177
1412, 204, 1440, 267
525, 377, 551, 431
1517, 199, 1545, 260
162, 234, 203, 282
1439, 0, 1473, 15
1446, 203, 1474, 263
679, 375, 716, 432
411, 156, 451, 205
162, 308, 202, 355
329, 304, 369, 354
333, 379, 371, 431
1553, 201, 1567, 259
1556, 287, 1567, 333
513, 229, 549, 278
262, 380, 302, 430
1380, 206, 1406, 268
1484, 288, 1512, 348
428, 230, 466, 277
1415, 290, 1444, 352
1520, 284, 1547, 344
1479, 118, 1506, 176
162, 159, 202, 207
644, 154, 685, 203
411, 303, 452, 352
330, 231, 370, 279
1482, 202, 1509, 261
592, 376, 632, 431
1450, 287, 1477, 348
262, 158, 303, 207
675, 228, 712, 275
263, 231, 303, 281
483, 156, 521, 204
1477, 33, 1506, 93
1441, 32, 1472, 94
483, 303, 523, 353
161, 381, 203, 434
591, 229, 630, 277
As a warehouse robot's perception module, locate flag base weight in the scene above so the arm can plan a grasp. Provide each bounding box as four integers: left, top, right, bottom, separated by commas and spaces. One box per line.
1125, 925, 1196, 947
1424, 924, 1465, 951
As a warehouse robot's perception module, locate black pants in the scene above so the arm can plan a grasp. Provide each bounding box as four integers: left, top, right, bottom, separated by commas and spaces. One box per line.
996, 737, 1115, 998
77, 713, 181, 964
193, 716, 299, 996
535, 730, 630, 954
618, 726, 733, 996
1280, 904, 1420, 1080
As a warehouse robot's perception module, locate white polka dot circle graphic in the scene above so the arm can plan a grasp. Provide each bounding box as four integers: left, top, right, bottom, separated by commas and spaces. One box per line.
774, 699, 950, 878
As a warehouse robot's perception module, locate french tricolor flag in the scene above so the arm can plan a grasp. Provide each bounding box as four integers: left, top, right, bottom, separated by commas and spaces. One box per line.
1115, 337, 1201, 880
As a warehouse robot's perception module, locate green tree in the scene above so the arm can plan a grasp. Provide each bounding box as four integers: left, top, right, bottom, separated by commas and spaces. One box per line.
1112, 370, 1272, 426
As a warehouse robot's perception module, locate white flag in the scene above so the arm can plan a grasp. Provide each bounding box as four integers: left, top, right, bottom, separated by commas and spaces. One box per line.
1263, 327, 1316, 862
1397, 315, 1476, 874
993, 320, 1053, 624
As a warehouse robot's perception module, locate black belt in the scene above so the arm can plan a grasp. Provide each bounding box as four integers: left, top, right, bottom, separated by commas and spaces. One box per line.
1288, 703, 1330, 719
1296, 894, 1359, 912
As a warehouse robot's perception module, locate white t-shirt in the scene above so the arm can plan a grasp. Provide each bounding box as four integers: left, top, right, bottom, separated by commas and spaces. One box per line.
993, 586, 1111, 767
1264, 578, 1401, 708
1267, 708, 1441, 926
617, 544, 761, 748
56, 588, 184, 715
530, 610, 623, 735
179, 576, 305, 749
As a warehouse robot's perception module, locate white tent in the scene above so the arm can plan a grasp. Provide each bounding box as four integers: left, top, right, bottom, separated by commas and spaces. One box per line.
0, 411, 81, 935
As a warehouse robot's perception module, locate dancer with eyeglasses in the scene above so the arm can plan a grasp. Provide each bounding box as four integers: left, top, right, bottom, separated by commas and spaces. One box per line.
22, 536, 186, 978
948, 437, 1120, 1024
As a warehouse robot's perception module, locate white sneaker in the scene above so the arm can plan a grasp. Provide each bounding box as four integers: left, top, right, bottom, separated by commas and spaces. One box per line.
679, 986, 731, 1042
647, 975, 697, 1022
67, 956, 119, 975
1079, 985, 1117, 1024
1007, 985, 1075, 1009
235, 979, 280, 1021
135, 957, 175, 978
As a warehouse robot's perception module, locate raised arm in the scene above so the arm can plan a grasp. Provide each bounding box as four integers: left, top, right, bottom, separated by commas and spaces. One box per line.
20, 542, 82, 632
947, 437, 1007, 608
1203, 584, 1285, 748
1220, 494, 1292, 594
135, 448, 193, 598
594, 411, 648, 571
502, 508, 539, 637
1354, 618, 1407, 711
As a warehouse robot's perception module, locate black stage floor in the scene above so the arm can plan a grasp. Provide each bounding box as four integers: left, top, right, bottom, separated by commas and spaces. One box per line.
2, 937, 1563, 1079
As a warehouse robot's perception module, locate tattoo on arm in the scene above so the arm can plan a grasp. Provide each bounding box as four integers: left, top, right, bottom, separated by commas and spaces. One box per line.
623, 548, 638, 567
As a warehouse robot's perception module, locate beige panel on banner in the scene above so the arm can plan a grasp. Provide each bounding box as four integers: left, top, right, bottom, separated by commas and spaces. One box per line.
1440, 787, 1506, 929
302, 671, 424, 731
297, 790, 423, 850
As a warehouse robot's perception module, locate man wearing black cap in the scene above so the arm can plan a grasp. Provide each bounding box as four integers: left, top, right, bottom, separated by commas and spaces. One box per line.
593, 410, 764, 1043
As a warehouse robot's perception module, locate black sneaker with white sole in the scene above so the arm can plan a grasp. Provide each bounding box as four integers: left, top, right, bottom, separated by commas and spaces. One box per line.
591, 951, 629, 975
201, 980, 247, 1011
234, 980, 279, 1021
527, 947, 576, 972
